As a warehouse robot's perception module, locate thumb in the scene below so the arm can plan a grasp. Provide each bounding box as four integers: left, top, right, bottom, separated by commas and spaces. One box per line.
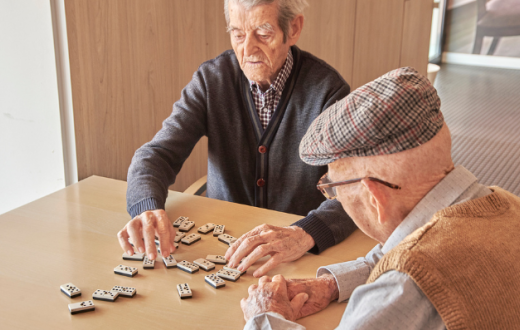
289, 292, 308, 320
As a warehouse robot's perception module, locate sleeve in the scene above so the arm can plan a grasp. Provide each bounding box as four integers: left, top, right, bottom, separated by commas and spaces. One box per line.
291, 83, 356, 254
126, 69, 208, 218
317, 244, 384, 302
335, 271, 445, 330
244, 312, 306, 330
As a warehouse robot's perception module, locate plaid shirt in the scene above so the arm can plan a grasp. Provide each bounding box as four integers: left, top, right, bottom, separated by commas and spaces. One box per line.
249, 50, 293, 129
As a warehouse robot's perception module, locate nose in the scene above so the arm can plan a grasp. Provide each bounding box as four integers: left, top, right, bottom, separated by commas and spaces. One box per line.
243, 33, 259, 57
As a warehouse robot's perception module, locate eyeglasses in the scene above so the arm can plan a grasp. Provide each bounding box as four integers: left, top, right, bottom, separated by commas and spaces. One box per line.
317, 173, 401, 200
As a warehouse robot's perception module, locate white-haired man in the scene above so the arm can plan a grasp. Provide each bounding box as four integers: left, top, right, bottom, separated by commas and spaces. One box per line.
241, 67, 520, 329
119, 0, 357, 270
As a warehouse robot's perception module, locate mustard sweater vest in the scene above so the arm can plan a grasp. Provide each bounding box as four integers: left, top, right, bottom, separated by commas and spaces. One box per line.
367, 187, 520, 330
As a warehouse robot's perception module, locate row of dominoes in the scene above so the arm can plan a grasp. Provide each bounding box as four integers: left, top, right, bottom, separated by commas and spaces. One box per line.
62, 283, 136, 314
177, 265, 246, 299
173, 216, 229, 238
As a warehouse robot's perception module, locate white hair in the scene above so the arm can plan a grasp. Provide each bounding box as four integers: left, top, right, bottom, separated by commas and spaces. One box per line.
224, 0, 309, 42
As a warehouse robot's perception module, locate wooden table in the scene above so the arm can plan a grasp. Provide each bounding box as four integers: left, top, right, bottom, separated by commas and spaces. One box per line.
0, 176, 376, 329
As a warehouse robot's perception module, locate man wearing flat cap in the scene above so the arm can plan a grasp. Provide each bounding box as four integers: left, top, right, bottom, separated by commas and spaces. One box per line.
241, 67, 520, 329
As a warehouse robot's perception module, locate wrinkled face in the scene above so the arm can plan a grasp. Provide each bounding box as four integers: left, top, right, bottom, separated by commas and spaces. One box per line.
328, 159, 380, 242
228, 0, 292, 90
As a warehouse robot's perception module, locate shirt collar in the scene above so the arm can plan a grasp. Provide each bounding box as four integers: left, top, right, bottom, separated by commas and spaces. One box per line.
249, 49, 293, 94
381, 165, 480, 254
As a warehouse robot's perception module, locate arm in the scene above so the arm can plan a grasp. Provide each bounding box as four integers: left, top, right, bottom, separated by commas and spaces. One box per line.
336, 271, 445, 329
120, 69, 208, 260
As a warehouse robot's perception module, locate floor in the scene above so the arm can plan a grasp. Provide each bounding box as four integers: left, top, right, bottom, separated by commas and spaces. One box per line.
435, 64, 520, 196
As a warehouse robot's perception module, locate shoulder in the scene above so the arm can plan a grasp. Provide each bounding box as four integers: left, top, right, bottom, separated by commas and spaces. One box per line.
295, 47, 347, 85
197, 49, 239, 74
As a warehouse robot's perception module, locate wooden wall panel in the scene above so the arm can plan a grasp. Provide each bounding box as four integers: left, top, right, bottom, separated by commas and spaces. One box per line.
65, 0, 230, 191
66, 0, 432, 193
352, 0, 405, 89
297, 0, 357, 85
400, 0, 434, 76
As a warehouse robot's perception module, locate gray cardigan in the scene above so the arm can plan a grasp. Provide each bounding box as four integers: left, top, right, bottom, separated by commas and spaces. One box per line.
126, 46, 357, 253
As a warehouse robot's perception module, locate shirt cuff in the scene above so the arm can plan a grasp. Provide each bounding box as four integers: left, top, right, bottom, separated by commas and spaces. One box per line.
317, 259, 371, 302
128, 197, 164, 218
292, 214, 335, 254
244, 312, 306, 330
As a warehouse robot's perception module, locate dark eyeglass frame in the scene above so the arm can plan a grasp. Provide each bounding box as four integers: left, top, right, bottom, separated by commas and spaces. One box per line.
317, 174, 401, 200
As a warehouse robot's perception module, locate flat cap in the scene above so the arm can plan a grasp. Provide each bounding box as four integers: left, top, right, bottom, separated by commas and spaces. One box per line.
299, 67, 443, 166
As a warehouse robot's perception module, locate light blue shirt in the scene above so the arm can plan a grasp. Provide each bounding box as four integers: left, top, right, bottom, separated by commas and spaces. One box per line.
245, 166, 492, 330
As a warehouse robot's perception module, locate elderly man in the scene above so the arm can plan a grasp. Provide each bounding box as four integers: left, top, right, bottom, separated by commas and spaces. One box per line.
241, 67, 520, 329
118, 0, 356, 268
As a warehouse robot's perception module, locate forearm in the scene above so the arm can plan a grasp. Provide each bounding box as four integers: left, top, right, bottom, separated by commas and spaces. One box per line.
292, 199, 357, 254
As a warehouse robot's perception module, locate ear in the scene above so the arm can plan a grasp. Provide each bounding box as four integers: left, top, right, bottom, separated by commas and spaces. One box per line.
362, 179, 391, 225
287, 14, 304, 46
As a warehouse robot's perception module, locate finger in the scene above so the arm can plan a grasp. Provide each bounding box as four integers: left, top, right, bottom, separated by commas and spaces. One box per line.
230, 235, 271, 269
225, 224, 270, 261
253, 254, 283, 278
141, 213, 157, 260
225, 229, 262, 264
290, 293, 309, 321
240, 298, 250, 322
247, 284, 258, 295
117, 228, 134, 255
258, 275, 271, 286
126, 220, 145, 254
156, 213, 172, 258
238, 243, 274, 272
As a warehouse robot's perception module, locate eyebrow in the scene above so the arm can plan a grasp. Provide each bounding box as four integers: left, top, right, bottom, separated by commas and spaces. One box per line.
226, 23, 275, 34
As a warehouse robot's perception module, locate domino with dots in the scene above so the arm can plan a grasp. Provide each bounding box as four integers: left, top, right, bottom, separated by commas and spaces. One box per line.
193, 258, 215, 271
114, 264, 138, 277
205, 274, 226, 289
218, 234, 237, 245
92, 289, 119, 302
216, 269, 240, 282
174, 232, 186, 243
223, 265, 246, 275
178, 220, 195, 232
181, 233, 201, 245
213, 225, 225, 236
177, 283, 192, 299
60, 283, 81, 298
143, 256, 155, 269
177, 260, 199, 274
198, 223, 215, 234
68, 300, 95, 314
122, 252, 145, 261
163, 255, 178, 268
206, 255, 227, 264
111, 286, 136, 297
173, 216, 189, 227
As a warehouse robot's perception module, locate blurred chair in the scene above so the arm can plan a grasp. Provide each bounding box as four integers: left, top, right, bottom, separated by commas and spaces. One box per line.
183, 175, 207, 196
472, 0, 520, 55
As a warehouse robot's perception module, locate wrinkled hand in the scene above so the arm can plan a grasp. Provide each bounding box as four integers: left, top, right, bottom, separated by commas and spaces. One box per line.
117, 209, 176, 260
241, 275, 309, 322
286, 274, 339, 319
225, 224, 315, 277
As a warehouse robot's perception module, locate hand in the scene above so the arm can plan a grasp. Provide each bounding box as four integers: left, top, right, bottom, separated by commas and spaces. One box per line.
241, 275, 309, 322
225, 224, 315, 277
117, 209, 176, 260
286, 274, 339, 319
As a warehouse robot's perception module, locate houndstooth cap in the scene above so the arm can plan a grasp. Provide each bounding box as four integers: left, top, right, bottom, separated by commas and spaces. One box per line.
299, 67, 444, 166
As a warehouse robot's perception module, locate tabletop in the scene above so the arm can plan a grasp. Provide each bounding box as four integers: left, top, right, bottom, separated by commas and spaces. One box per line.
0, 176, 376, 329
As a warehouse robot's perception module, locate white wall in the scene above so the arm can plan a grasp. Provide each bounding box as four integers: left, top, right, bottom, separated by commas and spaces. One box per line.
0, 0, 65, 215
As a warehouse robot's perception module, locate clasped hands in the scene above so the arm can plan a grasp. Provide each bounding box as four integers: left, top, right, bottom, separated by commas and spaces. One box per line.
241, 274, 339, 322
